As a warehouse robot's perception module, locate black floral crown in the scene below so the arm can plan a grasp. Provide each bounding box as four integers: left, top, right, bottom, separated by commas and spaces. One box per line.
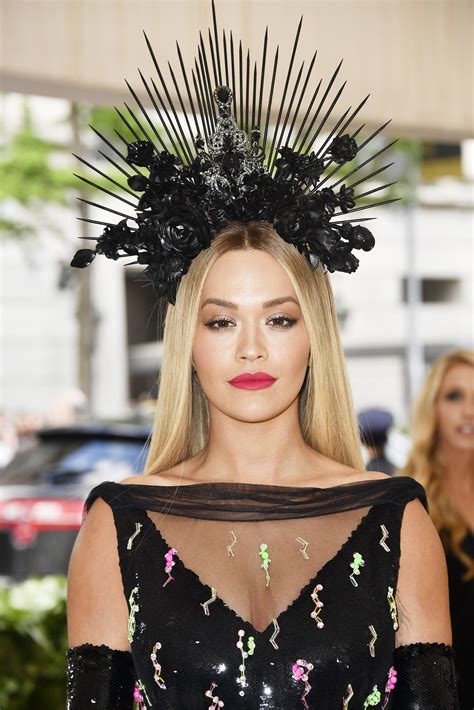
71, 2, 397, 304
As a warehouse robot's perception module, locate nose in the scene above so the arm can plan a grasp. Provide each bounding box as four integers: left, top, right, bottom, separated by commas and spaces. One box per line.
235, 321, 267, 363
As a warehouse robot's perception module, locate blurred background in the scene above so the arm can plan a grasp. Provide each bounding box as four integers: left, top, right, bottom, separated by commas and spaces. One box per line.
0, 0, 473, 707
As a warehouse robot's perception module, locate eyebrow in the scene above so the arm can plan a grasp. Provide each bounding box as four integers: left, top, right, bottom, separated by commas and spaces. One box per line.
200, 296, 300, 310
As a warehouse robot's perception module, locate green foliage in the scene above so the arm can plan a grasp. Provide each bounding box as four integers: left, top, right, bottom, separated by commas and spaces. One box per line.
0, 575, 68, 709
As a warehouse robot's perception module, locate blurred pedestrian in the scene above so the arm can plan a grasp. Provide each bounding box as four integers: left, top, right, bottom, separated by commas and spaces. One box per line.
358, 407, 396, 475
400, 348, 474, 710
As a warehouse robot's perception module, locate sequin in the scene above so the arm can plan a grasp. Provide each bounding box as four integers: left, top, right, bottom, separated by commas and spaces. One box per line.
163, 547, 177, 588
201, 586, 217, 616
368, 625, 377, 657
381, 666, 397, 708
379, 524, 390, 552
127, 522, 142, 550
134, 679, 151, 708
349, 552, 365, 587
387, 586, 399, 630
310, 584, 324, 629
291, 659, 314, 709
127, 586, 139, 643
150, 641, 166, 689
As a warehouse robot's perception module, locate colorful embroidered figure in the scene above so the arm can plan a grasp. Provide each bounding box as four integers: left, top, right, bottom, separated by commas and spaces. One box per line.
291, 659, 314, 709
379, 524, 390, 552
236, 629, 255, 686
363, 685, 381, 707
387, 586, 399, 630
128, 586, 139, 643
134, 679, 151, 709
310, 584, 324, 629
163, 547, 177, 588
226, 530, 237, 557
205, 681, 225, 708
342, 684, 354, 709
349, 552, 365, 587
296, 536, 310, 559
150, 641, 166, 689
368, 624, 377, 657
127, 522, 143, 550
381, 666, 398, 708
201, 587, 217, 616
259, 543, 271, 587
270, 618, 280, 650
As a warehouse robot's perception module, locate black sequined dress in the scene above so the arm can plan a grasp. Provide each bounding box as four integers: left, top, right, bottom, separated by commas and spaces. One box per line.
79, 475, 441, 709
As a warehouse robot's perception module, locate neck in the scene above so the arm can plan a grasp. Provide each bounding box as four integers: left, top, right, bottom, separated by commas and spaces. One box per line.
197, 400, 319, 485
366, 445, 383, 460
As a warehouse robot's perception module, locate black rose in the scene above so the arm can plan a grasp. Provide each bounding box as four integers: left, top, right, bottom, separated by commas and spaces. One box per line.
274, 147, 302, 181
127, 141, 155, 167
158, 208, 212, 258
338, 184, 356, 213
327, 244, 359, 273
320, 188, 338, 217
328, 134, 358, 164
306, 226, 339, 257
149, 151, 182, 184
299, 153, 325, 186
128, 173, 148, 192
349, 226, 375, 252
96, 219, 135, 259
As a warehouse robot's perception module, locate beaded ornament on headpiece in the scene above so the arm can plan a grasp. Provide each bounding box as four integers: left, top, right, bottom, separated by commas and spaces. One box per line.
71, 1, 397, 303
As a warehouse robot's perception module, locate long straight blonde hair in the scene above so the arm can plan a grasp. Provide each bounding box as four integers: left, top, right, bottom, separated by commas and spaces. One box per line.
144, 222, 364, 475
400, 348, 474, 580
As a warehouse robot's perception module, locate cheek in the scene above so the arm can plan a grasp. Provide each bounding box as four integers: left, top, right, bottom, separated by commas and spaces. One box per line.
436, 402, 458, 435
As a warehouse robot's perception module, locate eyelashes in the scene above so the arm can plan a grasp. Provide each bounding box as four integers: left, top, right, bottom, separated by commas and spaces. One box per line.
445, 390, 463, 401
204, 315, 298, 331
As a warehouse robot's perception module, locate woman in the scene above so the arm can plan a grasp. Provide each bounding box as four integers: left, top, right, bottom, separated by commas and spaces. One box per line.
400, 349, 474, 709
66, 6, 459, 708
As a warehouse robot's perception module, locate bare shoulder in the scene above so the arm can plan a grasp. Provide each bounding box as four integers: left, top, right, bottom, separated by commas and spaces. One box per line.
338, 469, 391, 485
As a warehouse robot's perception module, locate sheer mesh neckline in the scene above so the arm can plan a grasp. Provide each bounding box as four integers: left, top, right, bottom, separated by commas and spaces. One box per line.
87, 476, 427, 522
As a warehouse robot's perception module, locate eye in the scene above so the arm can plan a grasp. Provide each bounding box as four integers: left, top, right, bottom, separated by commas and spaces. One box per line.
445, 390, 463, 401
267, 315, 298, 329
204, 316, 235, 330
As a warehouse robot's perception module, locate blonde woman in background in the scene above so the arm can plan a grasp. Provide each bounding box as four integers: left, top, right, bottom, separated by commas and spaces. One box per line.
400, 349, 474, 710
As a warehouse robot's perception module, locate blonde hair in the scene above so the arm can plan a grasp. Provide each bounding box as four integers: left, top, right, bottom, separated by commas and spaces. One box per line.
399, 348, 474, 580
144, 222, 364, 476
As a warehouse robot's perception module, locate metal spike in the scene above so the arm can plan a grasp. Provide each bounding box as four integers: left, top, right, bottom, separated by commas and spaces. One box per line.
144, 30, 194, 161
354, 181, 397, 200
251, 61, 257, 130
314, 105, 352, 158
358, 119, 393, 151
123, 102, 155, 144
262, 45, 279, 158
348, 162, 395, 190
176, 41, 202, 139
295, 58, 344, 150
207, 28, 219, 87
245, 50, 250, 134
223, 29, 230, 86
114, 107, 141, 141
230, 32, 237, 119
77, 197, 134, 220
97, 150, 133, 178
74, 173, 137, 206
167, 60, 198, 153
197, 46, 216, 131
257, 28, 268, 129
333, 95, 370, 142
267, 16, 303, 167
330, 139, 398, 190
283, 50, 317, 148
211, 0, 223, 85
199, 32, 217, 124
333, 197, 400, 216
73, 153, 136, 196
124, 79, 168, 151
138, 69, 181, 155
239, 41, 243, 128
192, 67, 211, 139
77, 218, 118, 227
303, 80, 347, 154
268, 60, 305, 171
149, 77, 188, 158
290, 77, 321, 150
331, 217, 376, 224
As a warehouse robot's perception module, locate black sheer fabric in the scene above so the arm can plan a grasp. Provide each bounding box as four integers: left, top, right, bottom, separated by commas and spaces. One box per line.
66, 476, 458, 708
66, 643, 136, 709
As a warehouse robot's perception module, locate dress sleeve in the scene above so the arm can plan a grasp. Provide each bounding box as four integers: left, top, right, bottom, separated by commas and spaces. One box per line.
66, 642, 136, 709
392, 642, 459, 709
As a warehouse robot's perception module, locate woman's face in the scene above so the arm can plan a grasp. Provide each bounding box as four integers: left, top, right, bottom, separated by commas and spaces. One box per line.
436, 363, 474, 452
192, 249, 311, 424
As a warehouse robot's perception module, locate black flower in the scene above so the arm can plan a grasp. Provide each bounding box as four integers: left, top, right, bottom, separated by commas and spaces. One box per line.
349, 226, 375, 251
328, 134, 358, 164
70, 249, 96, 268
157, 208, 212, 258
96, 219, 135, 259
338, 184, 356, 213
149, 151, 182, 183
128, 173, 148, 191
127, 141, 155, 167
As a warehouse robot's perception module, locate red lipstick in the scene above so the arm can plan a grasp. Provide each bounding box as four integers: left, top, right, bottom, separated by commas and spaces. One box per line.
228, 371, 278, 390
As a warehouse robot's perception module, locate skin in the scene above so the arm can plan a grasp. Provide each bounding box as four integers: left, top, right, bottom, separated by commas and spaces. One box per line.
68, 247, 452, 650
436, 362, 474, 531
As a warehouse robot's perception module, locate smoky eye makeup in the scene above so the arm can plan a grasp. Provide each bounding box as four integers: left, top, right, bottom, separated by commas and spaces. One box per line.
444, 389, 463, 401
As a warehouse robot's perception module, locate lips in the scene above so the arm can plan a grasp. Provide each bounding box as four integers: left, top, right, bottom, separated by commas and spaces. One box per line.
228, 371, 278, 390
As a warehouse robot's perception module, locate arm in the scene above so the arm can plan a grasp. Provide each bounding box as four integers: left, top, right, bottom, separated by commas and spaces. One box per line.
393, 499, 459, 709
66, 497, 136, 709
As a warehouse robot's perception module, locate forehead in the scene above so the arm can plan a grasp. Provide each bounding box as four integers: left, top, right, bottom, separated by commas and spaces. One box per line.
201, 249, 297, 303
441, 363, 474, 389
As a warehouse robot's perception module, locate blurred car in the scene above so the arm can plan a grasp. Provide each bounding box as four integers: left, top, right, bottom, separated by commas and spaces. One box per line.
0, 423, 149, 581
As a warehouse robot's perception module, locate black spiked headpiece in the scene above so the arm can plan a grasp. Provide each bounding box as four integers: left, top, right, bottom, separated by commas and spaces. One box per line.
71, 1, 397, 304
